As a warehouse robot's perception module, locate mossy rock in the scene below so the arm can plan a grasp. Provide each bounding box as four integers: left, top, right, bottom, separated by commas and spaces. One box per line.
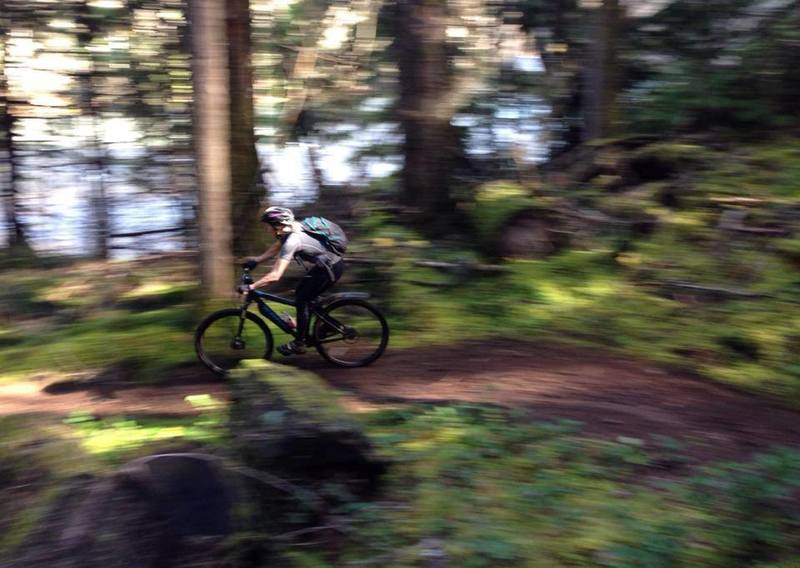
469, 181, 537, 244
7, 453, 238, 568
228, 361, 386, 498
628, 142, 712, 182
467, 181, 563, 258
496, 208, 565, 259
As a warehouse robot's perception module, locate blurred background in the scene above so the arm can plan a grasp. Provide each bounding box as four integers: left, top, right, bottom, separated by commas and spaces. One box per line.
3, 0, 795, 259
3, 0, 800, 391
3, 0, 800, 566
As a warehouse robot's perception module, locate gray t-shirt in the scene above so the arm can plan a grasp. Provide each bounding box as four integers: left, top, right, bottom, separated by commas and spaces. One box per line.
279, 231, 341, 265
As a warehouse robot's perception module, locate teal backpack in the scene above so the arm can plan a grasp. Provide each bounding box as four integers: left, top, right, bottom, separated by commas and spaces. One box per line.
301, 216, 348, 256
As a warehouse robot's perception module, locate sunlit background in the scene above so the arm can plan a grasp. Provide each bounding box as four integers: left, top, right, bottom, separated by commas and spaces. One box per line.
1, 0, 555, 256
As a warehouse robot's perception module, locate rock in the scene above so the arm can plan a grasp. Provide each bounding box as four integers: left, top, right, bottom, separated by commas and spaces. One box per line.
495, 208, 567, 259
116, 453, 233, 538
7, 454, 235, 568
228, 361, 386, 500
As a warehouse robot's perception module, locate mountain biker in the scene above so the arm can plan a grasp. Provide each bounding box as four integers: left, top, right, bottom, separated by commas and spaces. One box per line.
242, 206, 345, 356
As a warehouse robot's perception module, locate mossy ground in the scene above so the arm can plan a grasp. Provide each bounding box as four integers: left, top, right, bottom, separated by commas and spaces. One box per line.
5, 400, 800, 567
0, 256, 204, 383
355, 137, 800, 403
283, 405, 800, 567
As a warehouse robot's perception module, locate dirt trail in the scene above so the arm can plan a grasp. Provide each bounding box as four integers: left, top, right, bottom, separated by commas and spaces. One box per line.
3, 339, 800, 464
298, 339, 800, 463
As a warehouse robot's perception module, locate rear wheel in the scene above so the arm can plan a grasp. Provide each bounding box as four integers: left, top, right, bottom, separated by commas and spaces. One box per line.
195, 308, 273, 376
312, 299, 389, 367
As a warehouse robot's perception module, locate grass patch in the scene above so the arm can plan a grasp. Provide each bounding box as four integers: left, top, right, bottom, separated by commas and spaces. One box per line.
313, 404, 800, 567
65, 394, 227, 462
0, 259, 203, 383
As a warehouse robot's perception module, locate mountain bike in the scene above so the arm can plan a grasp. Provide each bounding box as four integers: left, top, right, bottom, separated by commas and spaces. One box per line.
194, 267, 389, 375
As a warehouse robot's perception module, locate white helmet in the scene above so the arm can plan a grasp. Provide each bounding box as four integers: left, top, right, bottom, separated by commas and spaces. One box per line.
260, 206, 294, 227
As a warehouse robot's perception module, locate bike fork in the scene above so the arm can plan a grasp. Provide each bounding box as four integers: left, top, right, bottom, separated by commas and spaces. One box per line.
230, 306, 248, 349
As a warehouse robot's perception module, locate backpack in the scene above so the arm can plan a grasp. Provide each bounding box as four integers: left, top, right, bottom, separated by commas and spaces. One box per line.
300, 216, 348, 256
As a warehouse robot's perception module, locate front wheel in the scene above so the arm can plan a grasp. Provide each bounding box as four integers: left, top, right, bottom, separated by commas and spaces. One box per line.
312, 299, 389, 367
195, 308, 274, 376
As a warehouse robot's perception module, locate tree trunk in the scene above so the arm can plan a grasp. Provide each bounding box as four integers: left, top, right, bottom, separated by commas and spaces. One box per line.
190, 0, 234, 297
396, 0, 457, 227
76, 2, 110, 260
582, 0, 620, 142
227, 0, 262, 257
0, 97, 26, 249
0, 5, 26, 250
89, 138, 110, 260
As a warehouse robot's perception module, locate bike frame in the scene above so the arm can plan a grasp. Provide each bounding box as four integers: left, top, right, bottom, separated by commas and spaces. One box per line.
242, 289, 348, 345
248, 290, 296, 335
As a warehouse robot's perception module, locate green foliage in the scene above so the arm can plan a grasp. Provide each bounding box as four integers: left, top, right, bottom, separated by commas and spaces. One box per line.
627, 1, 800, 134
66, 401, 226, 462
313, 404, 800, 567
0, 259, 203, 383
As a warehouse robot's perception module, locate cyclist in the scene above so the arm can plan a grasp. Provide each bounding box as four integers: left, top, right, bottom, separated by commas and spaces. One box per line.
242, 206, 345, 356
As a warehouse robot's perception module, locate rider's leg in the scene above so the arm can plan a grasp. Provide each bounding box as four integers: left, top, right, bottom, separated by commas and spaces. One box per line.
297, 261, 344, 342
278, 261, 343, 355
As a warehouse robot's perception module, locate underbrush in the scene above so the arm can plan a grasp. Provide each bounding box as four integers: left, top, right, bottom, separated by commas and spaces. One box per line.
0, 257, 203, 383
352, 137, 800, 404
4, 403, 800, 567
293, 404, 800, 567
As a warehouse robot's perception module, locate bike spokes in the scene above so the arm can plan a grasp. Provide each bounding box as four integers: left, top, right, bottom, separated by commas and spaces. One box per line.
313, 300, 388, 367
197, 311, 272, 373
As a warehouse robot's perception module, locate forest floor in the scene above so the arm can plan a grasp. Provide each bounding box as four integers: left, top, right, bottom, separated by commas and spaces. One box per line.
3, 338, 799, 468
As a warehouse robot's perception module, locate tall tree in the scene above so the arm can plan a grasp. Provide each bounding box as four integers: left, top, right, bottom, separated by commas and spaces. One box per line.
227, 0, 262, 256
189, 0, 233, 296
76, 1, 110, 259
0, 24, 26, 249
396, 0, 458, 227
582, 0, 620, 141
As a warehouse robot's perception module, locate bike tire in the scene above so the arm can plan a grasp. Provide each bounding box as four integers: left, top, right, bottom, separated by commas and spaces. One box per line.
195, 308, 274, 376
312, 299, 389, 368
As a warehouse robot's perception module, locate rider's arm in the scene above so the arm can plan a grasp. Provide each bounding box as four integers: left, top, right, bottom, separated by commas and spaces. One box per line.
250, 234, 298, 289
251, 258, 290, 289
254, 241, 280, 263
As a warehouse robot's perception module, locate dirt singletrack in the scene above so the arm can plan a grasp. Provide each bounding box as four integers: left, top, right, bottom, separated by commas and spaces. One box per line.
297, 339, 800, 463
3, 339, 800, 465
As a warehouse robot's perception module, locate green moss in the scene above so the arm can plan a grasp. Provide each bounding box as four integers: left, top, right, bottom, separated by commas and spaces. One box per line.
233, 360, 352, 425
631, 142, 715, 166
323, 405, 800, 567
695, 138, 800, 204
66, 408, 227, 462
469, 181, 537, 244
